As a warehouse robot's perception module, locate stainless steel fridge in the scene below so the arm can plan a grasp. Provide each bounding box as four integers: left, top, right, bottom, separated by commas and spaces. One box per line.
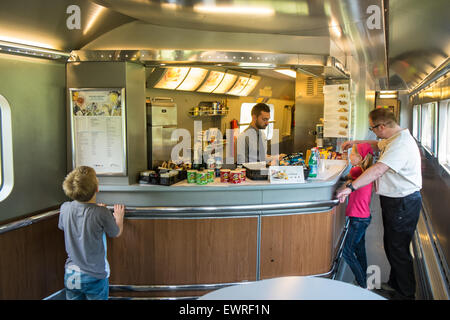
147, 97, 178, 169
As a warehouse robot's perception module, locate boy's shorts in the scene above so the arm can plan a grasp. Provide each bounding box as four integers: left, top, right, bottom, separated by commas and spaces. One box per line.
64, 266, 109, 300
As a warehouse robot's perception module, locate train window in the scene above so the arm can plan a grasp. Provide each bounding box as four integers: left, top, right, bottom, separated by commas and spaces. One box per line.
0, 94, 13, 202
412, 105, 421, 141
438, 99, 450, 172
420, 102, 438, 155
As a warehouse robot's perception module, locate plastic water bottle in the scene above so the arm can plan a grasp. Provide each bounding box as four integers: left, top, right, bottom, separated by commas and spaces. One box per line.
308, 148, 318, 178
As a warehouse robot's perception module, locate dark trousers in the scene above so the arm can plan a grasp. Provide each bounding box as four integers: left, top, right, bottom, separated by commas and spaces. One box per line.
379, 191, 422, 298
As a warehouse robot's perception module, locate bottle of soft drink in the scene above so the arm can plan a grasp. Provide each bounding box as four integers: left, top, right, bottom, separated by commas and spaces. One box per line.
308, 148, 318, 178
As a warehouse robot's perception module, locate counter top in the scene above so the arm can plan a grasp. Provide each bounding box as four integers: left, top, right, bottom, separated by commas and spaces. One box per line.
99, 160, 349, 192
97, 160, 349, 207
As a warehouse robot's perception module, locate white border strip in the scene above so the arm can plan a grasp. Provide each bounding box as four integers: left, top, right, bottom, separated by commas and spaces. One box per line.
0, 94, 14, 202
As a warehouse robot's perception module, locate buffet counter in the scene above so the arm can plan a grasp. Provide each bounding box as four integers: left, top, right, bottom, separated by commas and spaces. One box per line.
98, 160, 348, 207
98, 160, 349, 299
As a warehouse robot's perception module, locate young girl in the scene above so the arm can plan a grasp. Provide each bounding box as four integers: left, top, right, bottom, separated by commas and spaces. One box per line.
342, 143, 374, 288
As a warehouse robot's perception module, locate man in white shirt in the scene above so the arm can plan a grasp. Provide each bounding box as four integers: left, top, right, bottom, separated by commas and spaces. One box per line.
336, 108, 422, 300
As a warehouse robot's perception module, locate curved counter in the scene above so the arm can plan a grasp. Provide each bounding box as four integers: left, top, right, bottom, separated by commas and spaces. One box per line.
97, 160, 349, 299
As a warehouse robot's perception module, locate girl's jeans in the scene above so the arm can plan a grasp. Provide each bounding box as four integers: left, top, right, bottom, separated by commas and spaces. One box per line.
342, 216, 372, 288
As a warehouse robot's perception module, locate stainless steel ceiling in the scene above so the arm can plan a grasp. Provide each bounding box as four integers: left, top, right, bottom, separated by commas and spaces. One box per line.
0, 0, 448, 91
0, 0, 133, 50
91, 0, 331, 36
388, 0, 449, 90
88, 0, 388, 87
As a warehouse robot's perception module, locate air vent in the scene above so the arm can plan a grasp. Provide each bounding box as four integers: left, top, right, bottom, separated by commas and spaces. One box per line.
317, 78, 324, 95
306, 77, 314, 96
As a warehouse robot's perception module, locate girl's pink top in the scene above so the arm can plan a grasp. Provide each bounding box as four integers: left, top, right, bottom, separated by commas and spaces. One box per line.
346, 166, 372, 218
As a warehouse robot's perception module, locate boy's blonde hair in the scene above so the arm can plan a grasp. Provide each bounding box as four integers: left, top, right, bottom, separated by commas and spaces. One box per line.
63, 166, 98, 202
351, 144, 374, 171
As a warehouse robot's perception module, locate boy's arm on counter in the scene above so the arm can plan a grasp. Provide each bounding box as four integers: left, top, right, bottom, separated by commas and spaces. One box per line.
113, 204, 125, 237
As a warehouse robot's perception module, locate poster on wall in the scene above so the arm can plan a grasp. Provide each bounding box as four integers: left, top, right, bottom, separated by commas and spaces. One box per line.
323, 84, 350, 138
70, 88, 127, 176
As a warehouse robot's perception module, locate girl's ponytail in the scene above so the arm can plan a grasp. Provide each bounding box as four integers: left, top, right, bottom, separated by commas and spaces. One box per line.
360, 153, 374, 171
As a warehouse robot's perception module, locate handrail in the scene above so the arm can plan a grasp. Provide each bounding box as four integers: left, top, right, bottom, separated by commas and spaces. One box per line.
0, 199, 340, 234
0, 210, 60, 235
116, 199, 340, 215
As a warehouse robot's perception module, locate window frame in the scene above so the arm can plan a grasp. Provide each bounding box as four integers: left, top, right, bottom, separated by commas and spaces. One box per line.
420, 101, 438, 156
0, 94, 14, 202
412, 104, 421, 141
437, 99, 450, 174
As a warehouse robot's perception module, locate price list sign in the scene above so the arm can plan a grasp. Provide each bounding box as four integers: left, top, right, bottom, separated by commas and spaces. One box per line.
323, 84, 350, 138
70, 88, 127, 175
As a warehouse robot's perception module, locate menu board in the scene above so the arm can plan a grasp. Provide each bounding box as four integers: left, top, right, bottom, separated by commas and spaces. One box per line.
213, 73, 238, 94
70, 88, 127, 176
176, 67, 208, 91
154, 67, 189, 89
323, 84, 350, 138
197, 71, 226, 93
227, 76, 250, 95
239, 76, 260, 96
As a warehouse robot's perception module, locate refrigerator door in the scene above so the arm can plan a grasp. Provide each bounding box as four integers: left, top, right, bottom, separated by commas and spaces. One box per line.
150, 126, 178, 167
151, 105, 177, 126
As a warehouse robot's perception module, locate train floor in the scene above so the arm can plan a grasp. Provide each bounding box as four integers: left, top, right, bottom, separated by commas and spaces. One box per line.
335, 193, 423, 300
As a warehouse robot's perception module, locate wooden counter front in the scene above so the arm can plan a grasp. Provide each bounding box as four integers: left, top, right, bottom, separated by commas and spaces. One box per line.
107, 217, 258, 285
106, 203, 346, 299
260, 209, 334, 278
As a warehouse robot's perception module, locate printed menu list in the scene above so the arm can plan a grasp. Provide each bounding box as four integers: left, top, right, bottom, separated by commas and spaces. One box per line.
323, 84, 350, 138
72, 89, 126, 175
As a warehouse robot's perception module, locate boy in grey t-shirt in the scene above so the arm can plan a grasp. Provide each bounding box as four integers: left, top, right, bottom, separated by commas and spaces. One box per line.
58, 166, 125, 300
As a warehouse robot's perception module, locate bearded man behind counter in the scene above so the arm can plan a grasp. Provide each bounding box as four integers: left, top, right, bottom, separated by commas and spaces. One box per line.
236, 103, 272, 164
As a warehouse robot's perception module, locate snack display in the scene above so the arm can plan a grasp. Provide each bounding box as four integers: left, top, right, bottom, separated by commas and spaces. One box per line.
279, 152, 305, 166
220, 169, 231, 182
187, 170, 197, 183
196, 171, 208, 185
239, 168, 247, 181
207, 169, 215, 183
230, 170, 242, 184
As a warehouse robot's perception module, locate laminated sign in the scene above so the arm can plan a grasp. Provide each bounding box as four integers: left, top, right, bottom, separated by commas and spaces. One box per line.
269, 166, 305, 184
323, 84, 350, 138
70, 88, 127, 176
